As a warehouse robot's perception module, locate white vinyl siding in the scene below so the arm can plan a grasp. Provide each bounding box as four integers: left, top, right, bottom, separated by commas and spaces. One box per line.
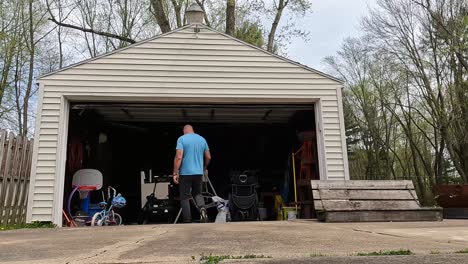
27, 25, 347, 224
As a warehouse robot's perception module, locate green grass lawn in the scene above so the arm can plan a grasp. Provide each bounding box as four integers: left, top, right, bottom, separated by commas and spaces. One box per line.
198, 254, 271, 264
0, 221, 55, 231
355, 249, 413, 256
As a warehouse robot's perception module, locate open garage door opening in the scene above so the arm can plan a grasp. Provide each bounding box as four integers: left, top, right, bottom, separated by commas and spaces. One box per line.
63, 102, 320, 225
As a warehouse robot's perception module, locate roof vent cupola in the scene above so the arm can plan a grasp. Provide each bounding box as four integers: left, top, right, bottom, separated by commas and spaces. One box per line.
186, 3, 204, 25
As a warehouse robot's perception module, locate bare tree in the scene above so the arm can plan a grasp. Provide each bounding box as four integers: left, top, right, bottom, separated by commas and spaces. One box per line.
267, 0, 288, 52
150, 0, 171, 33
266, 0, 311, 53
225, 0, 235, 36
327, 0, 467, 197
0, 1, 21, 106
170, 0, 184, 28
363, 0, 467, 183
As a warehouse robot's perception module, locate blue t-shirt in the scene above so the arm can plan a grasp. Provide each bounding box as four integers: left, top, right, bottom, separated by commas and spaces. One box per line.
176, 133, 209, 175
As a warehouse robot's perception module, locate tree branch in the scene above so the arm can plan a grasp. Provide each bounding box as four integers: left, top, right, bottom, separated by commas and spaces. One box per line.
195, 0, 211, 27
48, 16, 136, 44
412, 0, 468, 71
170, 0, 183, 28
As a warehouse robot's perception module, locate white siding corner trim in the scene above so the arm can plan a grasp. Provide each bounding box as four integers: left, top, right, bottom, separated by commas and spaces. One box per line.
26, 84, 45, 223
52, 97, 70, 224
336, 86, 350, 180
315, 100, 328, 180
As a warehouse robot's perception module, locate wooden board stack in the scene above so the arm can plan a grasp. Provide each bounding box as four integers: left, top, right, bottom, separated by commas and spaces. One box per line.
311, 180, 443, 222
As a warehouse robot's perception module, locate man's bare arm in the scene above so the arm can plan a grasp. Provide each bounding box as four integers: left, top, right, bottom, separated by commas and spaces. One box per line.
204, 150, 211, 169
173, 149, 183, 183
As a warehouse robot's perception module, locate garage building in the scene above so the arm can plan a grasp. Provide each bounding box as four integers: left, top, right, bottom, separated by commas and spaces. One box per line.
26, 23, 349, 225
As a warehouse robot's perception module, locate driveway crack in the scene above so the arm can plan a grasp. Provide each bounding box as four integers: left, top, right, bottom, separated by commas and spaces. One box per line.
66, 249, 108, 264
352, 228, 409, 238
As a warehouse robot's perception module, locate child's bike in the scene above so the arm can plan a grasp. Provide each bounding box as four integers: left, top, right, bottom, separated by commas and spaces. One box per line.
91, 186, 126, 226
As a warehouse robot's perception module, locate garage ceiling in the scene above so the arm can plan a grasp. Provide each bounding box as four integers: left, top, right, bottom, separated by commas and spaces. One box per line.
72, 103, 313, 123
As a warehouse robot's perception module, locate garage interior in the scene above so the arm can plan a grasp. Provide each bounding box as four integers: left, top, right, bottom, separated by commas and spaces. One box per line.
63, 102, 320, 225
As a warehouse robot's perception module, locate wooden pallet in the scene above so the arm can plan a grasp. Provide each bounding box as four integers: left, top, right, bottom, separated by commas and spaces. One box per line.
311, 180, 443, 222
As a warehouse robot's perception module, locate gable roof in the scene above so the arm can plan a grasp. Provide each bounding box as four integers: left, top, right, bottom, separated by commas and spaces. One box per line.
204, 25, 343, 84
38, 24, 192, 79
38, 24, 343, 84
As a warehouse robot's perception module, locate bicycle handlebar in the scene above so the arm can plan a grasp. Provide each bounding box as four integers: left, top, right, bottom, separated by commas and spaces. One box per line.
107, 186, 117, 200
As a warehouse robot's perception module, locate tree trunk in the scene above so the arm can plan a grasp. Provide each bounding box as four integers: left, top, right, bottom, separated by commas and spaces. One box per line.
435, 135, 445, 184
225, 0, 235, 36
0, 45, 14, 105
57, 0, 64, 68
150, 0, 172, 33
0, 31, 17, 105
58, 27, 63, 68
441, 125, 468, 182
14, 52, 23, 135
170, 0, 182, 28
23, 0, 35, 136
267, 0, 288, 52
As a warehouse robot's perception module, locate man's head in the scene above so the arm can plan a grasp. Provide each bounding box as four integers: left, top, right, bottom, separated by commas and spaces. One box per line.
183, 124, 194, 134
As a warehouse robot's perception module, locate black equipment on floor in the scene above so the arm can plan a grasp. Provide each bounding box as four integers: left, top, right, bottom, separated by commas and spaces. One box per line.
228, 170, 259, 221
138, 176, 175, 224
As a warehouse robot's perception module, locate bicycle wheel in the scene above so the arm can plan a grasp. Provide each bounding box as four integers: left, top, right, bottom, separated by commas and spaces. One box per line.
91, 213, 103, 226
110, 213, 122, 226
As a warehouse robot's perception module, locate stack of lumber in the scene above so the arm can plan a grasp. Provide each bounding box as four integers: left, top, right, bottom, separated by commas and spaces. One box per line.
311, 180, 443, 222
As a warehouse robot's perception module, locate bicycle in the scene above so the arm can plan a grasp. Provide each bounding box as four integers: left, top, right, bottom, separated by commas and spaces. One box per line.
91, 186, 126, 226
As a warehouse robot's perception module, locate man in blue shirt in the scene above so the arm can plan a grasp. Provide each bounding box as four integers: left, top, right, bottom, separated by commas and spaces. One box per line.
173, 125, 211, 223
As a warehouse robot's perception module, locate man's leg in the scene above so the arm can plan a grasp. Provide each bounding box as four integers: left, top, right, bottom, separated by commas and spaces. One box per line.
192, 175, 205, 208
192, 175, 207, 222
179, 176, 192, 223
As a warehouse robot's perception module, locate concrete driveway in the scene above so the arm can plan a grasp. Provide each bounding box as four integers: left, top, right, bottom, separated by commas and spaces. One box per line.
1, 220, 468, 264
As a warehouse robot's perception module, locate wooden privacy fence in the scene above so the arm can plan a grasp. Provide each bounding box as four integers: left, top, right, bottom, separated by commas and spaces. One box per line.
0, 130, 33, 225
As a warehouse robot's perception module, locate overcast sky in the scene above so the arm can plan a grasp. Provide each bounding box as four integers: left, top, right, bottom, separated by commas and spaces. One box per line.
287, 0, 377, 72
